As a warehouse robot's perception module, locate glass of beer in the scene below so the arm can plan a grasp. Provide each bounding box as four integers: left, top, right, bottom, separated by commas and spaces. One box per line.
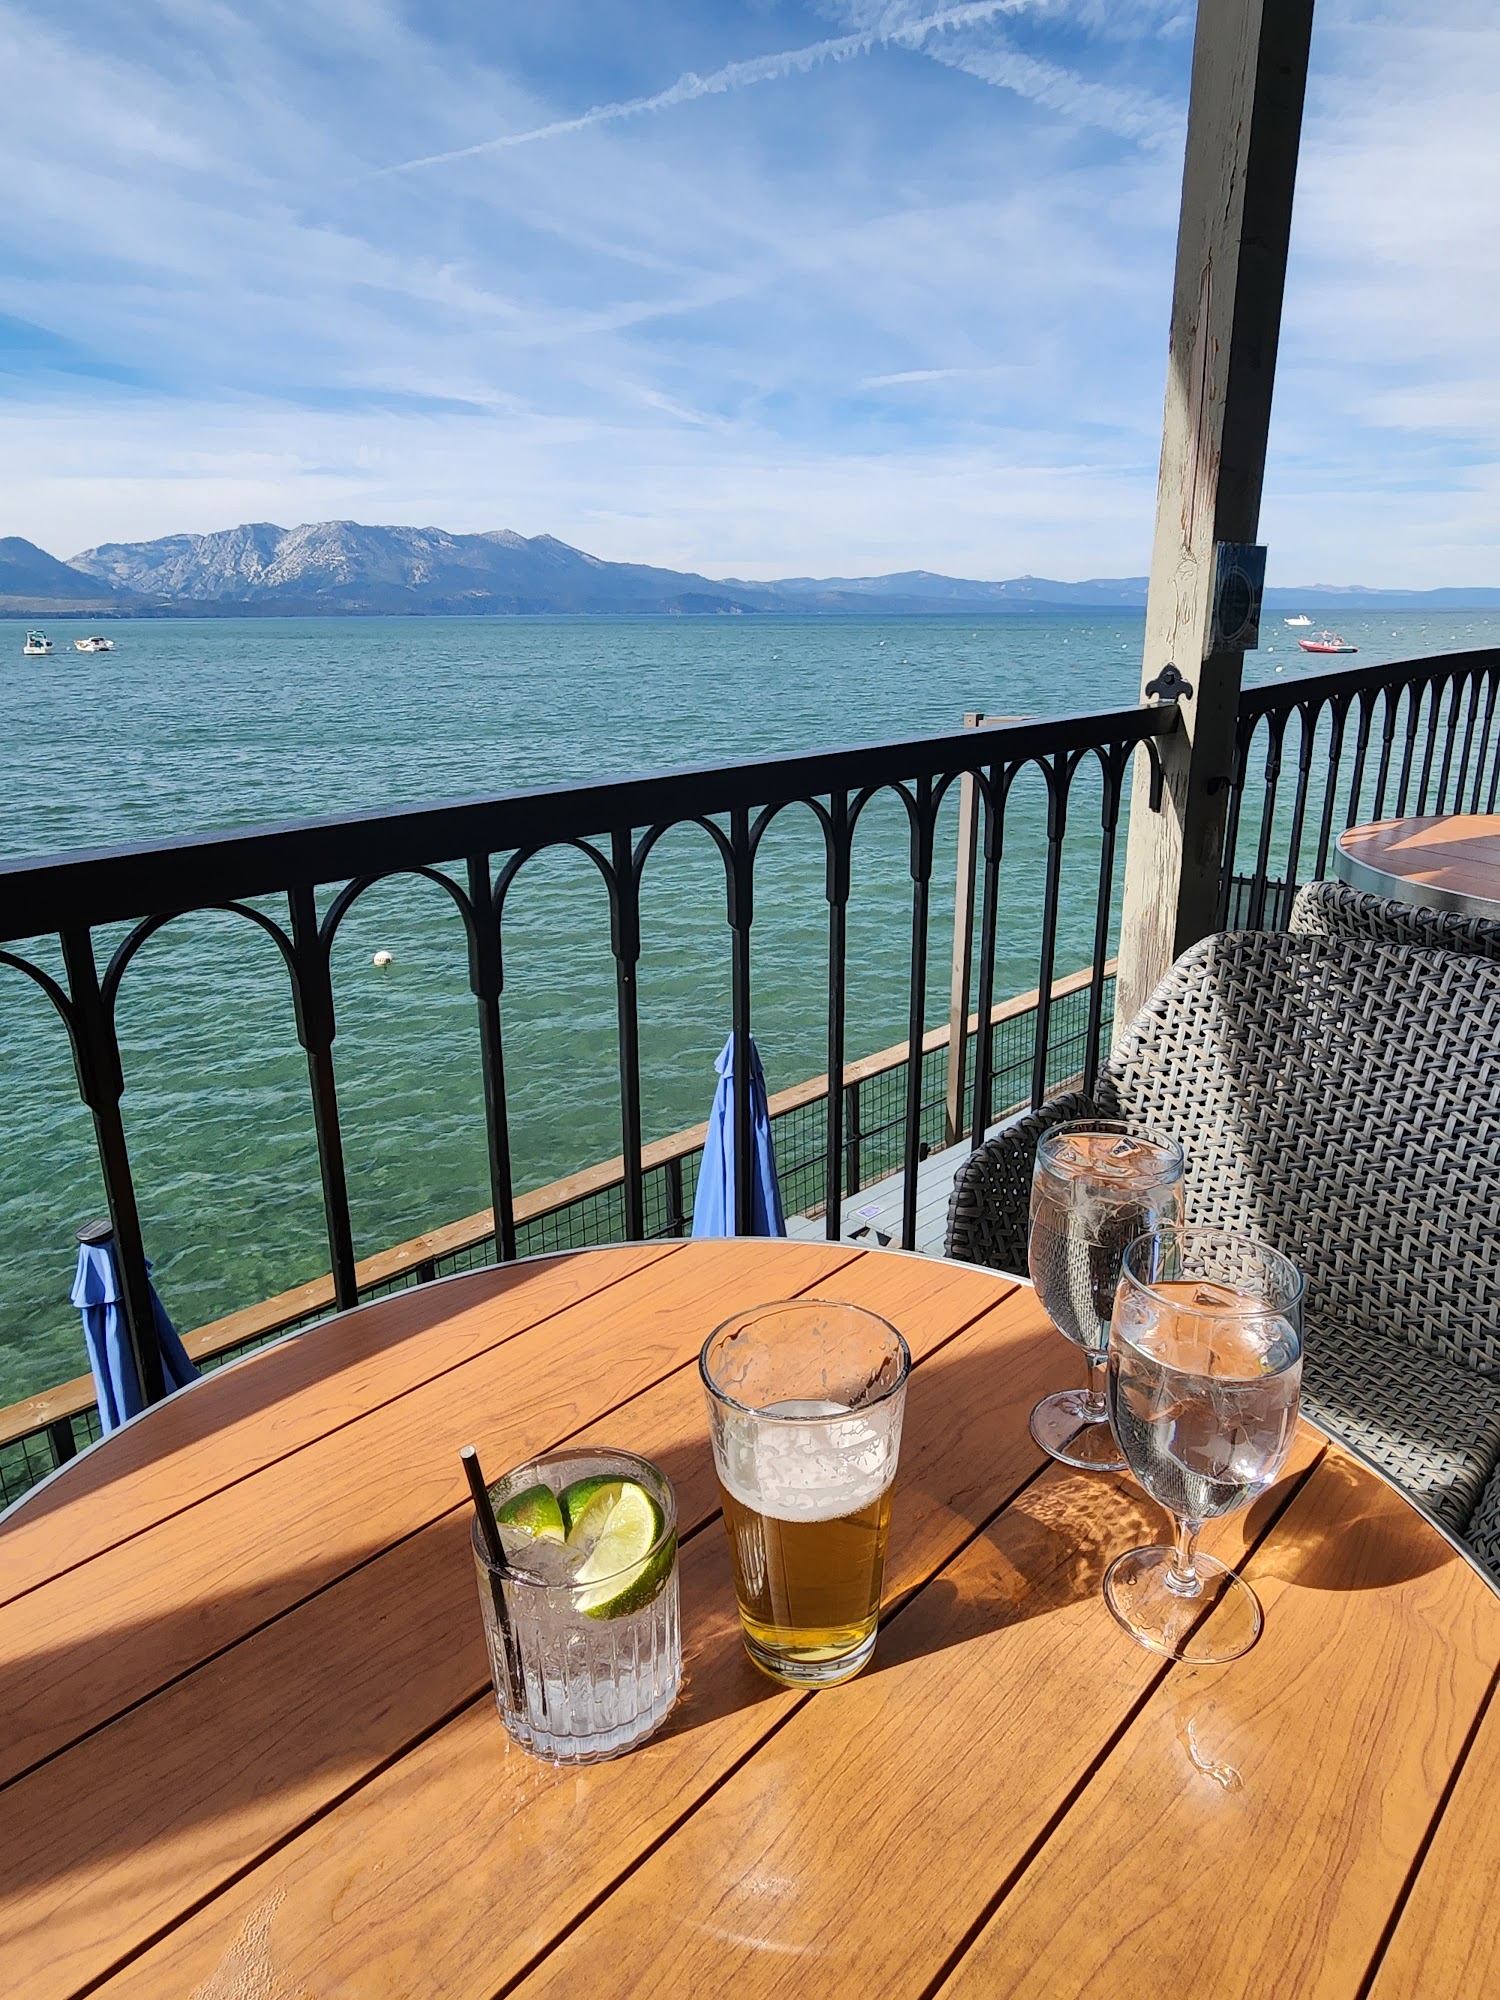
700, 1298, 910, 1687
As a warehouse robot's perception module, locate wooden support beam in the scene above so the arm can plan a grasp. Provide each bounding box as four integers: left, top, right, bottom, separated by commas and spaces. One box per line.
1115, 0, 1315, 1025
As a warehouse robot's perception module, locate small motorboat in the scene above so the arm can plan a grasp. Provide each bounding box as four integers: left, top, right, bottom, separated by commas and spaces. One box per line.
1284, 615, 1312, 627
1298, 631, 1358, 654
22, 629, 52, 655
73, 634, 115, 653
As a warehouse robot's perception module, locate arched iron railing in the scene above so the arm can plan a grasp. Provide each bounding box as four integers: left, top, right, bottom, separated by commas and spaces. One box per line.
1222, 648, 1500, 929
0, 703, 1177, 1413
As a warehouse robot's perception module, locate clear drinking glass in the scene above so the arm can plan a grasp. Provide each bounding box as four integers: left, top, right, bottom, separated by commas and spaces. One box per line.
1027, 1121, 1186, 1472
701, 1298, 910, 1688
1104, 1227, 1304, 1664
471, 1447, 680, 1762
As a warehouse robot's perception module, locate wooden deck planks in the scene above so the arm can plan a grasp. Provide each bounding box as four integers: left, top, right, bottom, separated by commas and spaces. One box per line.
69, 1270, 1036, 2000
0, 1248, 1018, 2000
784, 1135, 971, 1259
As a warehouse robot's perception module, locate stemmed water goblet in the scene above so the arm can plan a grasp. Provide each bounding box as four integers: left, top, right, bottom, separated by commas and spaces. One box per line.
1104, 1225, 1304, 1665
1027, 1121, 1185, 1472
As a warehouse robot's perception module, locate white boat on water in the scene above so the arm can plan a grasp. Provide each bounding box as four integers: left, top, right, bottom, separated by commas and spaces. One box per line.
1284, 615, 1312, 627
73, 634, 115, 653
22, 629, 52, 655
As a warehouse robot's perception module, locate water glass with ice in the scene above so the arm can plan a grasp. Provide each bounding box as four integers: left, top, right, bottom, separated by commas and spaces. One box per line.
1027, 1120, 1185, 1471
1104, 1225, 1304, 1664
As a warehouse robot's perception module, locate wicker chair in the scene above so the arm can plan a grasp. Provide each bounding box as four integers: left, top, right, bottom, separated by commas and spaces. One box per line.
946, 932, 1500, 1555
1290, 876, 1500, 961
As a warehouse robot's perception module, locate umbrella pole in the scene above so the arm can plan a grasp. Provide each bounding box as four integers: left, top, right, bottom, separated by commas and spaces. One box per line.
730, 812, 754, 1236
61, 927, 167, 1406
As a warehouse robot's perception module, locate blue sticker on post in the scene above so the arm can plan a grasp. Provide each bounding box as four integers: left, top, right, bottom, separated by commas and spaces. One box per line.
1209, 543, 1267, 653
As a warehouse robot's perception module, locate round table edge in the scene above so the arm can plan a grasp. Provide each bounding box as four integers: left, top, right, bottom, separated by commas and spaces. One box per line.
1334, 828, 1500, 923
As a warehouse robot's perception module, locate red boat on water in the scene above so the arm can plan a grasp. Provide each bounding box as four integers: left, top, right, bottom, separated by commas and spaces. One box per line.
1298, 631, 1358, 654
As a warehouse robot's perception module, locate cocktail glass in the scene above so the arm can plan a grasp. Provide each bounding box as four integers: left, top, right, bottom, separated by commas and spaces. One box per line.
471, 1446, 680, 1762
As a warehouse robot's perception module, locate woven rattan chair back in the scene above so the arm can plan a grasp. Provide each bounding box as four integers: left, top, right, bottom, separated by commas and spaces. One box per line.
949, 933, 1500, 1376
1096, 933, 1500, 1373
1290, 877, 1500, 961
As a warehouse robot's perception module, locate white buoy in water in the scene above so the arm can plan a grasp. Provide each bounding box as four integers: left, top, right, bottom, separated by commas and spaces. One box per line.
372, 949, 394, 968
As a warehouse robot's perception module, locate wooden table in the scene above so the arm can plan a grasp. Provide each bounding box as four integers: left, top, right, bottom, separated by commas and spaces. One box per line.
5, 1238, 1500, 1999
1335, 811, 1500, 920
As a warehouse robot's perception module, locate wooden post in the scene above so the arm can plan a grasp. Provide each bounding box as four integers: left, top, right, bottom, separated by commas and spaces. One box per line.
944, 714, 1025, 1146
1115, 0, 1315, 1027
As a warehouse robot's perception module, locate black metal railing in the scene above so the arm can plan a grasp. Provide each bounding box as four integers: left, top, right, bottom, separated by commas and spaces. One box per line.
1221, 647, 1500, 928
0, 704, 1176, 1428
8, 642, 1500, 1504
0, 966, 1109, 1507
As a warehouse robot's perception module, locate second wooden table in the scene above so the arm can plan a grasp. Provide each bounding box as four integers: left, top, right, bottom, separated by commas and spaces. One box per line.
1335, 810, 1500, 919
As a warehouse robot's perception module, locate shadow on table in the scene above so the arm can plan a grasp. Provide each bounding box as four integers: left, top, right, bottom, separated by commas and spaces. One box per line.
1243, 1448, 1458, 1595
863, 1461, 1168, 1683
3, 1256, 619, 1531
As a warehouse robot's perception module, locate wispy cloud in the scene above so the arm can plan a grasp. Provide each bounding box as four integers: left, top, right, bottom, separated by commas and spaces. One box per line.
929, 32, 1179, 146
862, 364, 1011, 386
821, 0, 1176, 142
0, 0, 1493, 588
371, 1, 1037, 176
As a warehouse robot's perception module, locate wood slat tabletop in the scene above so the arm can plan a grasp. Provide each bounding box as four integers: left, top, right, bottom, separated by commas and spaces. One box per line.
1335, 811, 1500, 921
4, 1239, 1499, 1999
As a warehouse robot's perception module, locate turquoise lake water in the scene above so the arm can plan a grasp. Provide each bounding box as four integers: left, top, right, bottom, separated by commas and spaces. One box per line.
1, 606, 1495, 1406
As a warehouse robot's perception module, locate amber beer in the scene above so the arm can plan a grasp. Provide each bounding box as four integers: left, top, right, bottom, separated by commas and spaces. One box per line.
719, 1442, 894, 1673
701, 1304, 910, 1687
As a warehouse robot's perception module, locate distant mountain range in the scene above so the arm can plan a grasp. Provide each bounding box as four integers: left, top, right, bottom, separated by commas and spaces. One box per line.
3, 522, 1498, 618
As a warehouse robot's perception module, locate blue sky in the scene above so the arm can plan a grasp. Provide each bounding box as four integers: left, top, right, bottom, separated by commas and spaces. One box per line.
0, 0, 1495, 584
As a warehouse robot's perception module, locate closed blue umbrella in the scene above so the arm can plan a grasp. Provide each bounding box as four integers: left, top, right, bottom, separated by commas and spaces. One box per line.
71, 1221, 199, 1433
692, 1034, 787, 1238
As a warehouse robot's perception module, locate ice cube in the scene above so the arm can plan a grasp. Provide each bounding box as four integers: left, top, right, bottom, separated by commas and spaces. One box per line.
1193, 1284, 1238, 1308
498, 1525, 582, 1589
1109, 1136, 1141, 1157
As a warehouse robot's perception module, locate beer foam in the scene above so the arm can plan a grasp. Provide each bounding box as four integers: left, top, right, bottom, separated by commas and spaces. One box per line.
715, 1399, 899, 1523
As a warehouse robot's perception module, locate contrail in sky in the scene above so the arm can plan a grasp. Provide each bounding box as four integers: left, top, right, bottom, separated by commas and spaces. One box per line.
374, 1, 1037, 176
933, 37, 1177, 146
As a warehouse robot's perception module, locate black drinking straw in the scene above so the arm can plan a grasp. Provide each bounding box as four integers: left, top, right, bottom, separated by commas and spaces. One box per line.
461, 1444, 526, 1710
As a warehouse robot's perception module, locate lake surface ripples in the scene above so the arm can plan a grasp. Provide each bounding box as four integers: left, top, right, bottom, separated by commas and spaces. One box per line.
1, 607, 1492, 1405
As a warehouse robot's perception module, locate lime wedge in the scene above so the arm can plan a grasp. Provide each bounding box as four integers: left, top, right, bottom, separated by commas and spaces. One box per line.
570, 1480, 674, 1619
558, 1474, 622, 1539
564, 1479, 642, 1553
494, 1481, 565, 1544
